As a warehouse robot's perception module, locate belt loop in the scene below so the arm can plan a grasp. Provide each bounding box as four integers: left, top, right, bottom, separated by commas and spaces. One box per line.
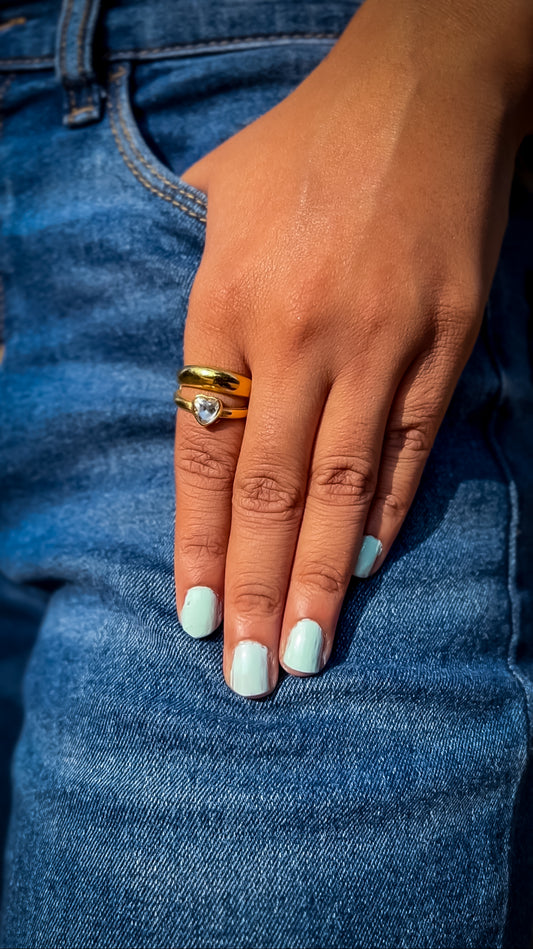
55, 0, 104, 128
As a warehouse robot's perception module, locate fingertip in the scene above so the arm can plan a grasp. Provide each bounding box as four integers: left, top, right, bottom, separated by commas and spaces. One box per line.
226, 639, 278, 699
353, 535, 383, 579
179, 585, 223, 639
281, 618, 324, 676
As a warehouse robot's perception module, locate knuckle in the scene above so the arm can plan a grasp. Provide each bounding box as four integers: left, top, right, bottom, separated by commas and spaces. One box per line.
279, 266, 335, 349
386, 418, 434, 455
373, 490, 409, 521
201, 266, 252, 319
233, 468, 304, 520
281, 310, 318, 351
176, 442, 235, 489
433, 285, 483, 343
297, 560, 349, 597
309, 455, 376, 506
230, 579, 283, 617
179, 531, 227, 563
437, 273, 482, 314
288, 262, 331, 310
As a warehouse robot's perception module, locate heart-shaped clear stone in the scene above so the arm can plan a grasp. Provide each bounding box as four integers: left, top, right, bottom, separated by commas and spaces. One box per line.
192, 394, 222, 426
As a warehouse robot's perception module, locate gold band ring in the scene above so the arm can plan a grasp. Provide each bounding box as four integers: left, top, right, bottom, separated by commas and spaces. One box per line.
174, 364, 252, 427
174, 390, 248, 427
178, 365, 252, 398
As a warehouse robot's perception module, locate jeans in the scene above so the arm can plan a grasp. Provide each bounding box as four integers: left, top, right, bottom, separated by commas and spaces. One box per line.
0, 1, 532, 946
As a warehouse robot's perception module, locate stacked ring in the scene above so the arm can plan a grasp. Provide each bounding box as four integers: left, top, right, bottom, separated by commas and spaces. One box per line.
174, 364, 252, 427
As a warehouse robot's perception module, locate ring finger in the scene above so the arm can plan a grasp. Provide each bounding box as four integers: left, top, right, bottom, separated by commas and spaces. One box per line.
174, 344, 248, 640
279, 371, 397, 676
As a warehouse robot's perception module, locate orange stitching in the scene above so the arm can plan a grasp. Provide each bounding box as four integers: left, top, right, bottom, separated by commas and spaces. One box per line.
66, 83, 94, 116
109, 65, 126, 82
109, 68, 207, 209
60, 0, 96, 118
68, 103, 97, 118
105, 32, 339, 59
112, 73, 206, 207
0, 17, 26, 33
0, 31, 339, 70
0, 29, 338, 75
108, 96, 207, 224
75, 89, 94, 110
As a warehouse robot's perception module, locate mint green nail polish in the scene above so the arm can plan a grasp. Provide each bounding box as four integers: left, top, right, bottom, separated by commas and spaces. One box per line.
181, 586, 221, 639
354, 535, 383, 578
230, 640, 270, 697
283, 618, 323, 674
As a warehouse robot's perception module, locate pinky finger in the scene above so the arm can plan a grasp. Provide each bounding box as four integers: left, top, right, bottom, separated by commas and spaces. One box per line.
354, 353, 455, 579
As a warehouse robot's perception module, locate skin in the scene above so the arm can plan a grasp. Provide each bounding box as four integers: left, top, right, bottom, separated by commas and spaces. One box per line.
173, 0, 533, 697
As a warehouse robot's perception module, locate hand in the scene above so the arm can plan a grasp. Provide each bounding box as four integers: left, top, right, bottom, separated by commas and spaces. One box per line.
173, 0, 533, 697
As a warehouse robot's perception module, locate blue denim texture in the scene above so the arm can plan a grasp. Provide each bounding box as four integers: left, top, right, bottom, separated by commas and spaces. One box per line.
0, 1, 532, 946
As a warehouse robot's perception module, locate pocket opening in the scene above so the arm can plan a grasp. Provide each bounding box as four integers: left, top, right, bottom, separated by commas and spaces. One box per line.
106, 63, 208, 226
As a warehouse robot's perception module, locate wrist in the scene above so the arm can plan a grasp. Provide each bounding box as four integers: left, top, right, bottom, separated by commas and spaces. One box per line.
463, 0, 533, 143
332, 0, 533, 146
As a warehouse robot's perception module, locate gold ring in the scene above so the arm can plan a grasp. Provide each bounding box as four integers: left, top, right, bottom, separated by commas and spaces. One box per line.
174, 364, 252, 427
174, 390, 248, 427
178, 365, 251, 398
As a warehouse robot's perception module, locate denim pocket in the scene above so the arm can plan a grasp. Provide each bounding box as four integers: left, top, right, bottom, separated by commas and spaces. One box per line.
105, 42, 338, 236
106, 62, 209, 228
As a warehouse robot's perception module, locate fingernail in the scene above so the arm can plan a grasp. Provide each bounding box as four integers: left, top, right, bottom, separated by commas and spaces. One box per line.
283, 618, 323, 674
230, 640, 271, 697
180, 586, 222, 639
354, 535, 383, 578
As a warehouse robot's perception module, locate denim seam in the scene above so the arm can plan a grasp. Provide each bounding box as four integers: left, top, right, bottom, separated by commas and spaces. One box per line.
68, 102, 96, 118
0, 17, 26, 34
485, 294, 531, 948
107, 85, 207, 223
66, 89, 96, 121
0, 56, 54, 67
77, 0, 93, 76
58, 0, 97, 118
59, 0, 75, 78
108, 66, 207, 214
110, 66, 207, 207
0, 31, 339, 70
105, 32, 339, 58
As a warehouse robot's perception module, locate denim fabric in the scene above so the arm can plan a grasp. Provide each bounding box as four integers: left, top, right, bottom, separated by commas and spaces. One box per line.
0, 1, 532, 947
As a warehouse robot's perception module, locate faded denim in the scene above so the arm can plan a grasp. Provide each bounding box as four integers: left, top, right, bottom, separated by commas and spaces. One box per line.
0, 1, 532, 947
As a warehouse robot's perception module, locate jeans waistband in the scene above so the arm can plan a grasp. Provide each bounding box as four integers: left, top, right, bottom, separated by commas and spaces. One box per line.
0, 0, 356, 71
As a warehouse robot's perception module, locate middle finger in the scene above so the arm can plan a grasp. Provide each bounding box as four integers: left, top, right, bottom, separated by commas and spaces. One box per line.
223, 364, 328, 698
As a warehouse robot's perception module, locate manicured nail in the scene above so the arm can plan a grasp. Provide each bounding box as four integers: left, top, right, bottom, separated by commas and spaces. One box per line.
354, 535, 383, 578
283, 618, 323, 674
180, 586, 222, 639
230, 640, 271, 697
